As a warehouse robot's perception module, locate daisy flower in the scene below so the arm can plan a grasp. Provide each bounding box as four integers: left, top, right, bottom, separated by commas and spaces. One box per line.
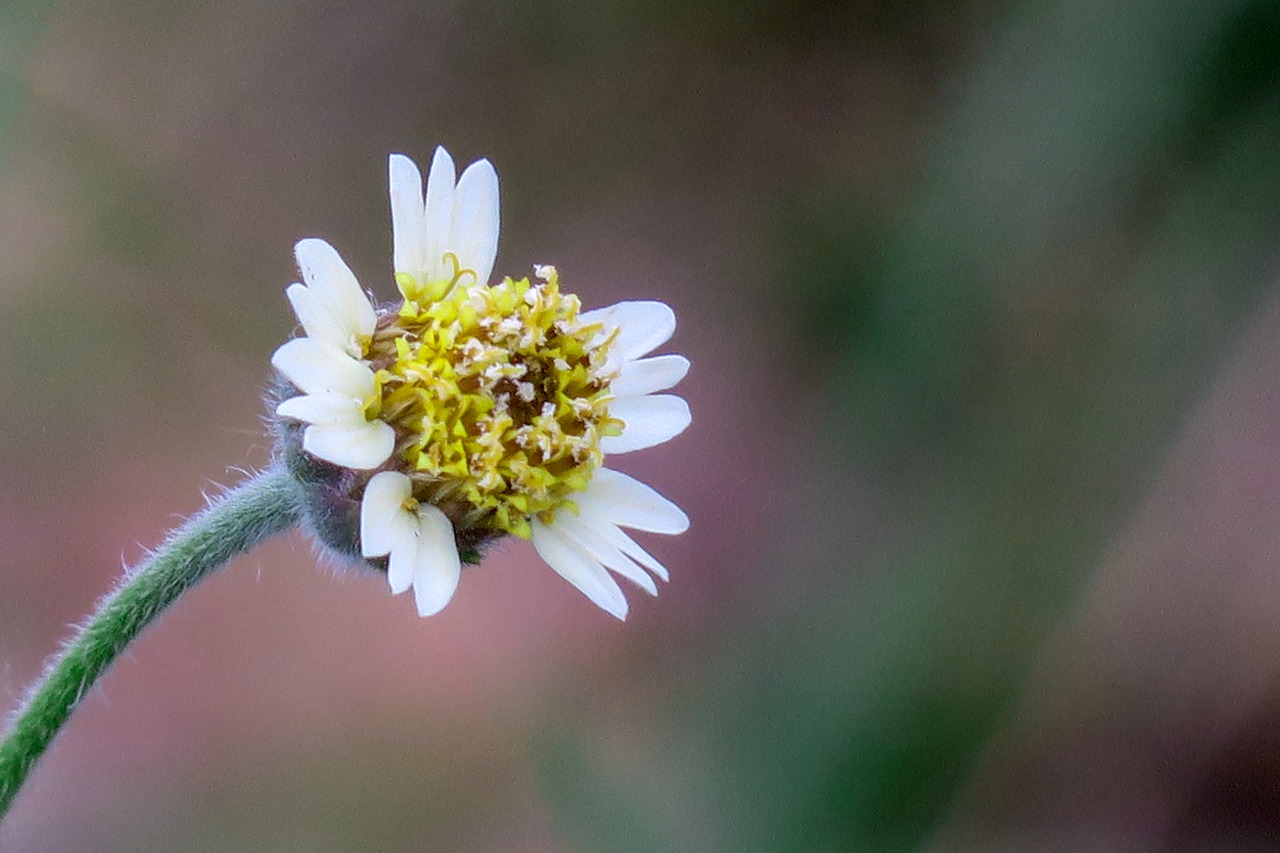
273, 147, 690, 619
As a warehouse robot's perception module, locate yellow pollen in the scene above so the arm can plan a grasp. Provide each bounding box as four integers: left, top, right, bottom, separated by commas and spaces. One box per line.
368, 268, 621, 538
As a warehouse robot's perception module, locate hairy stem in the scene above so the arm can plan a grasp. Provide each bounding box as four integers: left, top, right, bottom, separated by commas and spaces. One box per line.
0, 467, 301, 819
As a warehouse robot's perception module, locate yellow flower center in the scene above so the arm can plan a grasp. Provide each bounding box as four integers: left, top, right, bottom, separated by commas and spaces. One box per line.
367, 267, 621, 539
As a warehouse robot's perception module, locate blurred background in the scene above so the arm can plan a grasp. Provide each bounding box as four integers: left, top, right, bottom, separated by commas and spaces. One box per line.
4, 0, 1280, 850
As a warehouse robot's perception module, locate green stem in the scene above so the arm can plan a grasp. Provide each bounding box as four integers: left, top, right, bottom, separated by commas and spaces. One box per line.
0, 467, 301, 819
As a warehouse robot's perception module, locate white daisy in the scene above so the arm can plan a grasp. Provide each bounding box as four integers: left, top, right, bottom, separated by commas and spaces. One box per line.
275, 148, 690, 619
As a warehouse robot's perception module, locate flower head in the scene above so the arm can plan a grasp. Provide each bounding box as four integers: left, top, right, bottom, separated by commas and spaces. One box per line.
273, 147, 690, 619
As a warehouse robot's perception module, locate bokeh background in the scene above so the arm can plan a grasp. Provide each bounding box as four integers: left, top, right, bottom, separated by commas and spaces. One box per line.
4, 0, 1280, 850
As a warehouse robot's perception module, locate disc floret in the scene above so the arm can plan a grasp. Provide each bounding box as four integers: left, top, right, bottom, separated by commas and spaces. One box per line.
369, 266, 622, 540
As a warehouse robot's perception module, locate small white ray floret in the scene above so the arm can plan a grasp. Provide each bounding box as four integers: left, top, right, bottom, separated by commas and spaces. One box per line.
600, 395, 692, 455
276, 393, 394, 470
531, 520, 630, 620
361, 471, 463, 617
272, 239, 394, 470
531, 468, 688, 620
288, 238, 377, 357
272, 337, 373, 398
576, 468, 690, 534
390, 147, 499, 299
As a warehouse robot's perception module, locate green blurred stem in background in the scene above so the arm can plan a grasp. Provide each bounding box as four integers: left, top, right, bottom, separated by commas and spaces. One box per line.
0, 468, 301, 819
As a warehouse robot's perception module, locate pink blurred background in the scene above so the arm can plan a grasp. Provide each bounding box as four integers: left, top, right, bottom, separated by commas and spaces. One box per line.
7, 0, 1280, 850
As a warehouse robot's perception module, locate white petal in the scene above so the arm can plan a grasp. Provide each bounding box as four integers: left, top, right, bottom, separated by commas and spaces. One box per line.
386, 537, 416, 595
271, 338, 375, 398
601, 395, 691, 454
554, 514, 658, 596
579, 301, 676, 361
571, 511, 672, 582
422, 146, 457, 288
451, 158, 499, 286
364, 475, 422, 595
302, 420, 395, 469
285, 284, 349, 351
611, 529, 672, 582
532, 520, 629, 620
360, 472, 415, 556
276, 391, 366, 426
410, 505, 462, 617
294, 238, 376, 338
577, 468, 689, 534
389, 154, 427, 281
610, 354, 690, 398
